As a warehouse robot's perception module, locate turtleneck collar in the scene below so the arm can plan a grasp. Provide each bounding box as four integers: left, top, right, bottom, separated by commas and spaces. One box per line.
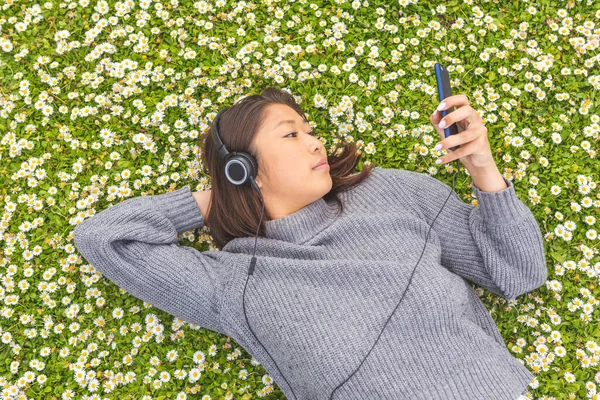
264, 196, 341, 244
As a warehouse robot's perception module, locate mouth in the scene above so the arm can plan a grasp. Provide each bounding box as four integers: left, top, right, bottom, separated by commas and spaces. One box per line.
313, 156, 328, 169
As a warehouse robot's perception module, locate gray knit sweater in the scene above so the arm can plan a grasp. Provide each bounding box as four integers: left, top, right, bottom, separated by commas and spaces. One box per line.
73, 166, 548, 400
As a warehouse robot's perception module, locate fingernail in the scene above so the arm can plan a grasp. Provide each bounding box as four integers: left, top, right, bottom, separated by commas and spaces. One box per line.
432, 110, 438, 117
435, 158, 443, 165
438, 119, 446, 128
434, 143, 442, 151
437, 102, 446, 111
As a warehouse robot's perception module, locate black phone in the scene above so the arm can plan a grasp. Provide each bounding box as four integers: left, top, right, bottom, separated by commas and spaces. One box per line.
434, 63, 462, 151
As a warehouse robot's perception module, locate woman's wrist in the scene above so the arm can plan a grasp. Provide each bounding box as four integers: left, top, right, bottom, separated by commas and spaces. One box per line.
192, 189, 212, 218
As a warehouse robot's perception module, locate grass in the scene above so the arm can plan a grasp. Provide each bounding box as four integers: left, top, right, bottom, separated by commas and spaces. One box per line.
0, 0, 599, 399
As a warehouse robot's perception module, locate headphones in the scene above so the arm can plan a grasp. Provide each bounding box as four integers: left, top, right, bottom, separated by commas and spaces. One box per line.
210, 106, 460, 399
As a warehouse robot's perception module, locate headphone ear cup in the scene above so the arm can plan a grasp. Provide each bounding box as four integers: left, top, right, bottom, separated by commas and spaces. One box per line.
244, 152, 258, 180
224, 152, 258, 186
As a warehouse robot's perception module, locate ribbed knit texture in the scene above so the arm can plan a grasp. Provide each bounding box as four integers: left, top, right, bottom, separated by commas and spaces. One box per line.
73, 166, 548, 400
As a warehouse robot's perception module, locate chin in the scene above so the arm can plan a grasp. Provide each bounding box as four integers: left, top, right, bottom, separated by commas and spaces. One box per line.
324, 174, 333, 190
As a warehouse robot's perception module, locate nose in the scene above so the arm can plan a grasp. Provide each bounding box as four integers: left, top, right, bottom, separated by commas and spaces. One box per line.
310, 136, 323, 152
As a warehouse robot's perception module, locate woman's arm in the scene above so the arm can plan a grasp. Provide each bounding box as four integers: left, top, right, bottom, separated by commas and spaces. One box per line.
378, 167, 548, 302
73, 186, 228, 333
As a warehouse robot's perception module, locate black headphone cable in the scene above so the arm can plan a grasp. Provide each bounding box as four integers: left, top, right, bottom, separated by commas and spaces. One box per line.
241, 160, 460, 400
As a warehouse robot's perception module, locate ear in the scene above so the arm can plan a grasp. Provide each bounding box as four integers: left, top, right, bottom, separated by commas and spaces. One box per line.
254, 175, 263, 189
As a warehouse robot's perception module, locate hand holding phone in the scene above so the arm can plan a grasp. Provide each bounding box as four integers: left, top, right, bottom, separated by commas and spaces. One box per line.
432, 64, 495, 169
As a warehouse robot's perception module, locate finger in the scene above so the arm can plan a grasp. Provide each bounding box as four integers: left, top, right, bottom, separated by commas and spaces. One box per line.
435, 124, 483, 153
431, 106, 473, 141
436, 105, 476, 131
430, 108, 443, 122
437, 96, 477, 127
430, 108, 453, 135
436, 137, 477, 165
429, 106, 476, 142
431, 111, 444, 142
437, 94, 470, 111
431, 97, 477, 128
430, 109, 447, 132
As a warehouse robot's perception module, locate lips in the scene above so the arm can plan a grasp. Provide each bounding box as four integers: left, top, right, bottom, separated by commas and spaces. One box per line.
313, 156, 327, 169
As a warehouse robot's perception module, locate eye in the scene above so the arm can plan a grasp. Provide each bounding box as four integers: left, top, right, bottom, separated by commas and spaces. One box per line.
285, 131, 317, 138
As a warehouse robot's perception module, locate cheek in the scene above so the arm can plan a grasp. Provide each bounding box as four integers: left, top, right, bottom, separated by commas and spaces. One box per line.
275, 153, 308, 175
277, 166, 310, 189
264, 153, 315, 187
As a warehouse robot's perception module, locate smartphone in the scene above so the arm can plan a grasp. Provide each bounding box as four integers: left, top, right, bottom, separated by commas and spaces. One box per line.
435, 63, 462, 151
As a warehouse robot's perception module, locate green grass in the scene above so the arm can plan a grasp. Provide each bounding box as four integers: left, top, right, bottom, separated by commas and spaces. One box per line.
1, 0, 599, 399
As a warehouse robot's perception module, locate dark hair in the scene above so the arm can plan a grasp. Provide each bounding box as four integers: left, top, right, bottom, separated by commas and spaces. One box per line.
199, 86, 376, 250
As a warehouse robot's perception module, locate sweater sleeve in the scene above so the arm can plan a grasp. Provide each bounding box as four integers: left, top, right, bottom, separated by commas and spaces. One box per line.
380, 167, 548, 302
73, 185, 228, 333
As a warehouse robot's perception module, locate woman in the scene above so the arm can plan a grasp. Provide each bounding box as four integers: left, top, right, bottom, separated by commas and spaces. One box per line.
74, 86, 546, 399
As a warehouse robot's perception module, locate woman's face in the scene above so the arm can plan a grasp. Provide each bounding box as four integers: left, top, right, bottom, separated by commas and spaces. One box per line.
252, 103, 332, 220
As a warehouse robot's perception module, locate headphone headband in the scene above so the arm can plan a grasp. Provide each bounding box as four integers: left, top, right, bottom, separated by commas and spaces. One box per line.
211, 107, 231, 161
